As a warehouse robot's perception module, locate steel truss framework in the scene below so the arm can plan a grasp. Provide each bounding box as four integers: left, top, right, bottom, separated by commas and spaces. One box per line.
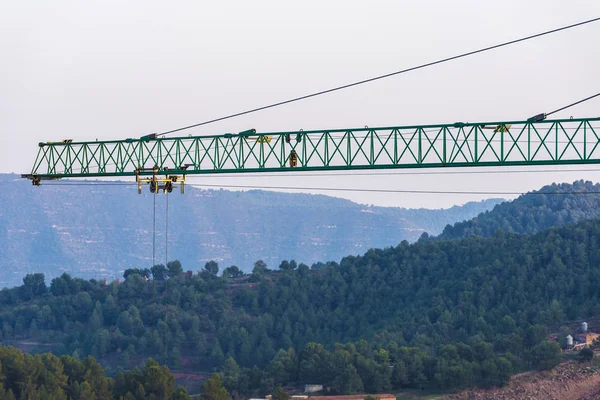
22, 117, 600, 182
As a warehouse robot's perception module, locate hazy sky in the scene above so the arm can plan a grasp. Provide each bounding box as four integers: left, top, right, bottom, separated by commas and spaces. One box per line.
2, 0, 600, 208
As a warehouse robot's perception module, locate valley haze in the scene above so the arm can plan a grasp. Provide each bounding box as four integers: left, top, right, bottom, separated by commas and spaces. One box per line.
0, 174, 501, 288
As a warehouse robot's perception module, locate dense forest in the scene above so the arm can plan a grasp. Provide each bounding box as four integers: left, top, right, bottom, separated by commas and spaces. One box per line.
4, 208, 600, 394
437, 180, 600, 240
0, 345, 190, 399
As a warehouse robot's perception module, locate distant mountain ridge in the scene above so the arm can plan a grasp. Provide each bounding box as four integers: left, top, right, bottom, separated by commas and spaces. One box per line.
437, 180, 600, 240
0, 174, 501, 288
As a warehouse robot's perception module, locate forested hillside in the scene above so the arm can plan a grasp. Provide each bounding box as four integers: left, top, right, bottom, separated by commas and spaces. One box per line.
0, 345, 190, 399
0, 174, 500, 288
438, 180, 600, 240
4, 216, 600, 394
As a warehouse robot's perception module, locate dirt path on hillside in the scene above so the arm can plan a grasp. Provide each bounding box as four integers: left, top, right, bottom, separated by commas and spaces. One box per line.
442, 361, 600, 400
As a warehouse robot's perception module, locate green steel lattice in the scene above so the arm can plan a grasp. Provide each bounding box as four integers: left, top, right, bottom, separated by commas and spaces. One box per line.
22, 117, 600, 181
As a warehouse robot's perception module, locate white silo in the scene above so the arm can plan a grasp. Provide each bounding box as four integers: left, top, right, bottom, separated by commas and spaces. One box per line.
582, 322, 588, 333
566, 334, 573, 347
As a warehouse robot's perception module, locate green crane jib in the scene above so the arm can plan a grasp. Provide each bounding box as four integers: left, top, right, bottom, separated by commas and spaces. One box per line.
22, 117, 600, 193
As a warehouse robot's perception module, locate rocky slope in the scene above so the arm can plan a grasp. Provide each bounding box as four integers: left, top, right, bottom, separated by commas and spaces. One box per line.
443, 360, 600, 400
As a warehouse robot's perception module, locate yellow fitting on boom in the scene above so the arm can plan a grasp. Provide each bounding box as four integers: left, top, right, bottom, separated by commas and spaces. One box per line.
135, 174, 186, 195
245, 136, 273, 144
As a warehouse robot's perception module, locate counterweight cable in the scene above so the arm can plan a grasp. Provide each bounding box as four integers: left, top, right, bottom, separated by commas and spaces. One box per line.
157, 17, 600, 136
529, 91, 600, 121
545, 92, 600, 118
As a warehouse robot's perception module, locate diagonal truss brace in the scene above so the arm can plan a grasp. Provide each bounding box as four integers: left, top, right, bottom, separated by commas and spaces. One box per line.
22, 117, 600, 191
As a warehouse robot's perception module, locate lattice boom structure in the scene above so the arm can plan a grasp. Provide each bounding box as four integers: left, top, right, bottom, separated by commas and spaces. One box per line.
22, 117, 600, 182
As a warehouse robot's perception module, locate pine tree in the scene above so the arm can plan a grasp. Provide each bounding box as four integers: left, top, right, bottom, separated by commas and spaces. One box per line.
272, 386, 290, 400
201, 373, 230, 400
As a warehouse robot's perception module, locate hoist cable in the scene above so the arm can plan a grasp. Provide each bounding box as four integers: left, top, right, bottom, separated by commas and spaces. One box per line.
165, 192, 169, 275
151, 192, 157, 360
164, 192, 169, 367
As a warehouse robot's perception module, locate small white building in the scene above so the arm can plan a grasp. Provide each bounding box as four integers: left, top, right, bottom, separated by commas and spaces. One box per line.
304, 384, 323, 393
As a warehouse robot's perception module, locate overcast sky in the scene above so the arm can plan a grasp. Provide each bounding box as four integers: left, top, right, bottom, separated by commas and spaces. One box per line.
2, 0, 600, 208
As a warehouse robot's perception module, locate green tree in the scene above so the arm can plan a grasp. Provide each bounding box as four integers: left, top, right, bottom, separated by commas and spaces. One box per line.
278, 260, 292, 271
201, 373, 230, 400
529, 341, 561, 370
123, 268, 150, 279
223, 266, 244, 278
173, 386, 192, 400
204, 261, 219, 276
523, 325, 548, 349
272, 386, 290, 400
89, 302, 104, 330
143, 359, 176, 399
253, 260, 268, 274
336, 364, 364, 394
102, 294, 119, 325
82, 356, 112, 398
496, 357, 513, 386
222, 357, 241, 389
152, 264, 167, 280
211, 339, 225, 367
580, 347, 594, 362
50, 275, 69, 296
167, 260, 184, 278
22, 273, 46, 299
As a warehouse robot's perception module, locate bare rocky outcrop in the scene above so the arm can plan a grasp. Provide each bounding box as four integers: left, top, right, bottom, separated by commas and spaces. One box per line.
443, 361, 600, 400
